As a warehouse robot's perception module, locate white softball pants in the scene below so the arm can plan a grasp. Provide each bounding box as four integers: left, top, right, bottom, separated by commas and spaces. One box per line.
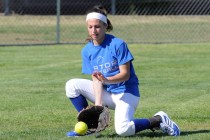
65, 78, 140, 136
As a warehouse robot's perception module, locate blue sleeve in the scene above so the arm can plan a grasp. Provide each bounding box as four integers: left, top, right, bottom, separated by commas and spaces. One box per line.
81, 47, 92, 74
116, 42, 134, 65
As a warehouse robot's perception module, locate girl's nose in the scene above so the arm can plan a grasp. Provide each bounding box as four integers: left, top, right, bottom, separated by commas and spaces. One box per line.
93, 27, 96, 33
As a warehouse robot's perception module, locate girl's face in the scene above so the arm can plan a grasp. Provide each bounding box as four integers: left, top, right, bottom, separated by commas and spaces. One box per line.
87, 19, 107, 45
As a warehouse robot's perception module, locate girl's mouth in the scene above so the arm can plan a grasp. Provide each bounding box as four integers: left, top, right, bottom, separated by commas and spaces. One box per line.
92, 34, 98, 39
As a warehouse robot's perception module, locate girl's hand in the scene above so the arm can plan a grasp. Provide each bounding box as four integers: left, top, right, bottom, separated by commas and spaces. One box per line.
92, 71, 108, 85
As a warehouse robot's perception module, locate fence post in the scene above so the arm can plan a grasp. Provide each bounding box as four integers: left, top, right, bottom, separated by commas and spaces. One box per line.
111, 0, 116, 15
4, 0, 11, 16
56, 0, 61, 44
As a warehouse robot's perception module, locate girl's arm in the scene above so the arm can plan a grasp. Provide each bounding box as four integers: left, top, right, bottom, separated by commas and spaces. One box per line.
107, 61, 130, 84
94, 61, 131, 85
91, 61, 130, 106
92, 74, 103, 106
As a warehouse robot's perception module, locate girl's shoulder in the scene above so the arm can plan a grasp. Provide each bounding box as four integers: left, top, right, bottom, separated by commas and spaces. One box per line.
82, 41, 93, 51
106, 34, 126, 47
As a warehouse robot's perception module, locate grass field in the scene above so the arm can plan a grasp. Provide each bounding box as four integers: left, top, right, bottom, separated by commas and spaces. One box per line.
0, 15, 210, 45
0, 43, 210, 140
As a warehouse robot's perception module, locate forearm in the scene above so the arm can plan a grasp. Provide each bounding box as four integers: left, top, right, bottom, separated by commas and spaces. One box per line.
106, 72, 130, 84
92, 75, 103, 106
106, 62, 130, 84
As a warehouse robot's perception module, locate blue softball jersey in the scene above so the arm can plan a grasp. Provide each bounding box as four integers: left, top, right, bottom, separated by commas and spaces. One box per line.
81, 34, 140, 97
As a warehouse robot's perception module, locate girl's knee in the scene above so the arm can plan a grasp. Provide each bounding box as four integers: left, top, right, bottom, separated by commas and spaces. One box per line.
65, 79, 76, 88
115, 121, 135, 136
65, 79, 80, 98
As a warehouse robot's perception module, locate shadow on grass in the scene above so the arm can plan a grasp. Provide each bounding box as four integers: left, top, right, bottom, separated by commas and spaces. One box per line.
97, 130, 210, 138
97, 131, 167, 138
180, 130, 210, 136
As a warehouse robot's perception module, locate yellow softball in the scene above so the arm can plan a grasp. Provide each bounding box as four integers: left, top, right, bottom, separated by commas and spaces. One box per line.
74, 121, 88, 135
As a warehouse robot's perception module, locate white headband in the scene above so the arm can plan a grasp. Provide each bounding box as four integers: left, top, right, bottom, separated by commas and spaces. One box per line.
86, 12, 107, 24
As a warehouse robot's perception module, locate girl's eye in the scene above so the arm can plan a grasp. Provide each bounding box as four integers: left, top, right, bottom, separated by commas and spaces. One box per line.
88, 25, 100, 29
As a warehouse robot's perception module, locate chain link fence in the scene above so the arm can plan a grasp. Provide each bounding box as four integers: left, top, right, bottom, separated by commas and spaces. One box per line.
0, 0, 210, 46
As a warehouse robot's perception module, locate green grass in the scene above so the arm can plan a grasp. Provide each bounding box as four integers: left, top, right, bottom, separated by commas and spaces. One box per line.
0, 15, 210, 44
0, 44, 210, 140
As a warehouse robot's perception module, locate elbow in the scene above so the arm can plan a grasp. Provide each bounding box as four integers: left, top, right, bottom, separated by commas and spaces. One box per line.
124, 73, 130, 81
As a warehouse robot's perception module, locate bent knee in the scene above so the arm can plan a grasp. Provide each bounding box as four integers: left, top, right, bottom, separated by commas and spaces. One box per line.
115, 121, 135, 136
65, 79, 80, 98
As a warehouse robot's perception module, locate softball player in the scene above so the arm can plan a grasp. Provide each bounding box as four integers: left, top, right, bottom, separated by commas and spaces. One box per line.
65, 5, 180, 137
